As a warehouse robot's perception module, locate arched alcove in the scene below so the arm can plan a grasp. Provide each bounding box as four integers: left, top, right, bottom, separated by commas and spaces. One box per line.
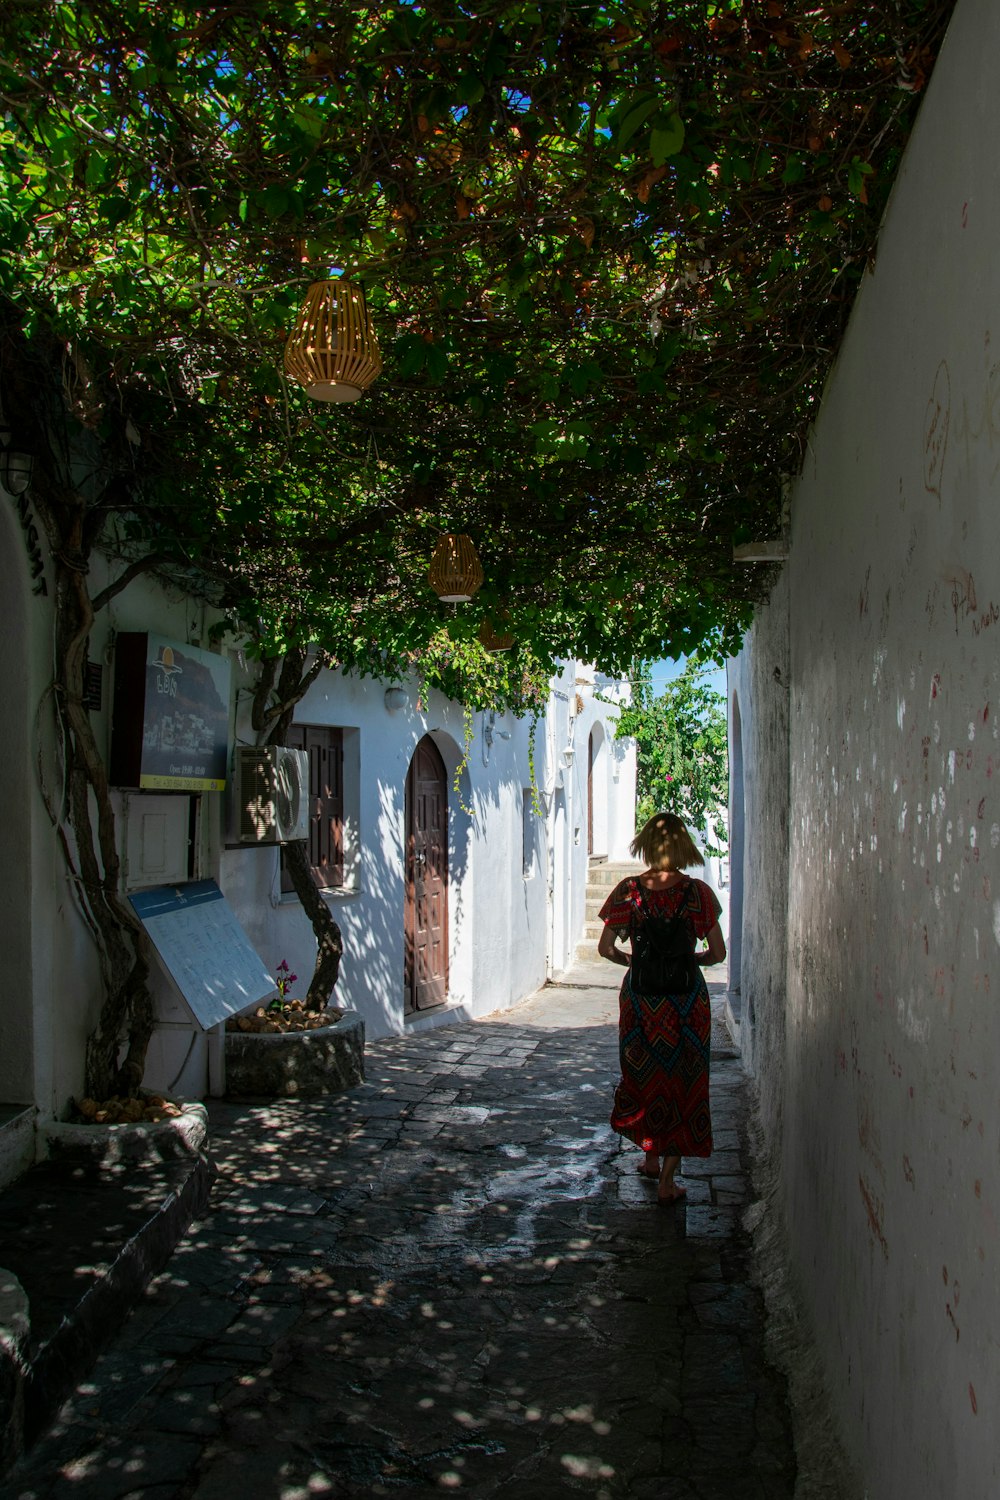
728, 691, 745, 998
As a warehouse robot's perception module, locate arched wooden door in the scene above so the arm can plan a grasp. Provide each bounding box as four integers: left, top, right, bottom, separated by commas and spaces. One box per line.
404, 735, 449, 1014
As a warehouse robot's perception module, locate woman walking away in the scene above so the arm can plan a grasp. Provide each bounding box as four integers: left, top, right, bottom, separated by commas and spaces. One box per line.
598, 812, 726, 1206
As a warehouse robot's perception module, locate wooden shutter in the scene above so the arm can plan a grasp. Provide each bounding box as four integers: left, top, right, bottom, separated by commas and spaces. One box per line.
281, 726, 344, 891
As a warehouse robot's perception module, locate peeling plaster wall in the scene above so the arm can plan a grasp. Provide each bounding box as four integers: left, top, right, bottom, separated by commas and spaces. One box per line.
726, 570, 790, 1147
734, 2, 1000, 1493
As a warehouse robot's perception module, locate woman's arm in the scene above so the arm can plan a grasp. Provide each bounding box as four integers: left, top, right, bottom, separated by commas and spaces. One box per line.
598, 925, 631, 967
696, 921, 727, 967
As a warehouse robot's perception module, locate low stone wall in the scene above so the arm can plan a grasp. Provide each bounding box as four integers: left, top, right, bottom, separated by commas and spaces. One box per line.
0, 1108, 35, 1193
44, 1099, 208, 1165
0, 1268, 29, 1476
224, 1010, 365, 1098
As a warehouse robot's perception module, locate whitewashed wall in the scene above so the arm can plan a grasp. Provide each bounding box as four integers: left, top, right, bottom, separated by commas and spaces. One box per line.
4, 529, 634, 1128
220, 661, 552, 1042
731, 3, 1000, 1493
727, 577, 790, 1142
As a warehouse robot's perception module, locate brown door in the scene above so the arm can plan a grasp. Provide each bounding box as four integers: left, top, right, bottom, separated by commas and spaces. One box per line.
404, 736, 449, 1014
282, 726, 344, 891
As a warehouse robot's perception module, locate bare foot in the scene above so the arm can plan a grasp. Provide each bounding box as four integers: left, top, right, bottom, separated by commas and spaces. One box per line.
657, 1182, 687, 1205
637, 1153, 660, 1179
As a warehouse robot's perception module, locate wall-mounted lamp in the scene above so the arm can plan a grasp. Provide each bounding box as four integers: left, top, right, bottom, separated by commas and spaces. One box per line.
561, 746, 575, 769
384, 686, 409, 713
0, 422, 33, 496
733, 540, 788, 563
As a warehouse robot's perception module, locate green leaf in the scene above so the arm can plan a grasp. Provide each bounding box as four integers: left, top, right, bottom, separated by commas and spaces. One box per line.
292, 102, 326, 140
650, 112, 685, 166
85, 152, 109, 187
456, 75, 486, 106
616, 91, 661, 149
99, 193, 131, 226
263, 185, 290, 217
847, 155, 875, 198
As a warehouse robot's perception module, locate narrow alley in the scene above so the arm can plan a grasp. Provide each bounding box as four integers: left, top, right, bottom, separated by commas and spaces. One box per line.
3, 964, 795, 1500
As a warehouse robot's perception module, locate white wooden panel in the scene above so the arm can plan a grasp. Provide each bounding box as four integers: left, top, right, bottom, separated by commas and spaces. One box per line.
124, 794, 189, 889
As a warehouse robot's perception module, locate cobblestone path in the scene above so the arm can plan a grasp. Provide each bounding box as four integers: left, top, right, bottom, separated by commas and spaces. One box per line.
4, 969, 795, 1500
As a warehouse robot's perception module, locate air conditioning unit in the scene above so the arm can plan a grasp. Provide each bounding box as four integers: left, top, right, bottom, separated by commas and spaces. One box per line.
234, 746, 309, 844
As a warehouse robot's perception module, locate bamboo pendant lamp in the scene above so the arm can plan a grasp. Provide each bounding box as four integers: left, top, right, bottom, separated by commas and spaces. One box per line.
428, 534, 484, 603
284, 279, 382, 402
478, 617, 514, 651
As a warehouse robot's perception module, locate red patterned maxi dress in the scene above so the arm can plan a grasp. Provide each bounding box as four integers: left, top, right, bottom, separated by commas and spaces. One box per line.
599, 875, 722, 1158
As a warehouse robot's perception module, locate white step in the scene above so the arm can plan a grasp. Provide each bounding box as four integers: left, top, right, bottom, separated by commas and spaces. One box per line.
576, 860, 643, 963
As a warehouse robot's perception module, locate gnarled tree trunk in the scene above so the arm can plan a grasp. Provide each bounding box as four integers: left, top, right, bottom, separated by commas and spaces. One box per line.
252, 647, 343, 1011
42, 476, 155, 1099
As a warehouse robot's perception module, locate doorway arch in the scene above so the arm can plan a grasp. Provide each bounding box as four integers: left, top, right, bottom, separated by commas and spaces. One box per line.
404, 735, 449, 1014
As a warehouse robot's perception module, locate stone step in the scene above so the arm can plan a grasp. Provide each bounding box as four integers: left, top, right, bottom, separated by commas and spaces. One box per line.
582, 862, 639, 959
585, 876, 636, 896
586, 861, 642, 890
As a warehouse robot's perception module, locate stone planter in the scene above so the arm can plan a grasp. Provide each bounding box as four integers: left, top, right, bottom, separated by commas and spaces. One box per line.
44, 1097, 208, 1165
225, 1009, 365, 1098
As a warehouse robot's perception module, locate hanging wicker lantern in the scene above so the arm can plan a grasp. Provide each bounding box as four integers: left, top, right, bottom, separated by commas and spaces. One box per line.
478, 617, 514, 652
428, 534, 484, 603
284, 279, 382, 402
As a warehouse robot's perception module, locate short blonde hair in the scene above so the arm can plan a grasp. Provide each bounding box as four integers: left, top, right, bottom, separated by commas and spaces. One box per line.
630, 811, 704, 870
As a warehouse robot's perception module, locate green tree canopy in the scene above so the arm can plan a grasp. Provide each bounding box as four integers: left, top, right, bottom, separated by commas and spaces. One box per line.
0, 0, 954, 687
616, 657, 729, 845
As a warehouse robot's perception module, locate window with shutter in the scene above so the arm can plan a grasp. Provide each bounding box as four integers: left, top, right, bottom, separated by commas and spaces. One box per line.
281, 725, 345, 892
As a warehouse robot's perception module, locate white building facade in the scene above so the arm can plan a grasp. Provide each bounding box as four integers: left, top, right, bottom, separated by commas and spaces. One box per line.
0, 543, 635, 1180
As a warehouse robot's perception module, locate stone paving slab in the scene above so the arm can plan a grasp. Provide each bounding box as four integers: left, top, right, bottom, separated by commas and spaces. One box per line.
3, 971, 794, 1500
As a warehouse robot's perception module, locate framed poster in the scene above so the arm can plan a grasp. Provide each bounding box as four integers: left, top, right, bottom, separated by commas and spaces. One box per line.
110, 632, 231, 791
129, 880, 275, 1028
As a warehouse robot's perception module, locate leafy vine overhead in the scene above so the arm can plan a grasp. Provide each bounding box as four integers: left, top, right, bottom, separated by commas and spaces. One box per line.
0, 0, 954, 680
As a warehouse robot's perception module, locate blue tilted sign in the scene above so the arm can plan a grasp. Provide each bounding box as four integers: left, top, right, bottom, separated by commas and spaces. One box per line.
129, 879, 275, 1028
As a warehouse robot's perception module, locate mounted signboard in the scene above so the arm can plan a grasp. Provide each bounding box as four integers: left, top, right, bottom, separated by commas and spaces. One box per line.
129, 879, 275, 1029
110, 632, 231, 792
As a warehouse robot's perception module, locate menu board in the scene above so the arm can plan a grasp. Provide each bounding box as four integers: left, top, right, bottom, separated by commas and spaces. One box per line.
110, 633, 231, 792
129, 880, 275, 1028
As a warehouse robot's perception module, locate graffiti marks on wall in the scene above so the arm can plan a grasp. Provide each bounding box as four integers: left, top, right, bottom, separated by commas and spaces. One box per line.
972, 601, 999, 636
942, 1266, 961, 1343
12, 488, 47, 596
923, 359, 950, 499
858, 1174, 889, 1260
944, 566, 977, 634
938, 566, 1000, 638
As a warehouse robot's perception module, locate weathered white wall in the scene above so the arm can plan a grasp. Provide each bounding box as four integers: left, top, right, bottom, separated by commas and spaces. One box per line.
733, 3, 1000, 1493
21, 562, 634, 1108
0, 496, 37, 1110
220, 660, 565, 1042
727, 574, 790, 1144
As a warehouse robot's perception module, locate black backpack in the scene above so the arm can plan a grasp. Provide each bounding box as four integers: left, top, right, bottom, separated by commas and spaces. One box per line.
630, 879, 697, 996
